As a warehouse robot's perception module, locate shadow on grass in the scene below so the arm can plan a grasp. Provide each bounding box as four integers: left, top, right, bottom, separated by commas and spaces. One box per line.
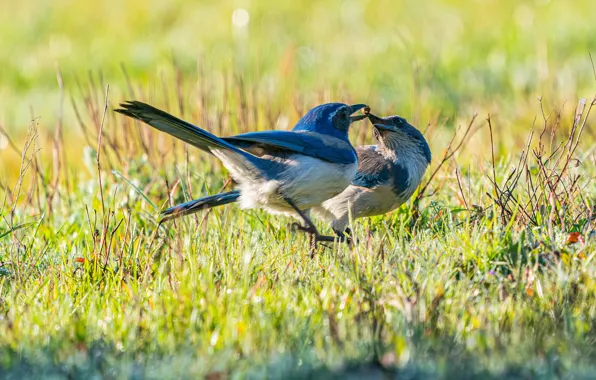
2, 337, 596, 380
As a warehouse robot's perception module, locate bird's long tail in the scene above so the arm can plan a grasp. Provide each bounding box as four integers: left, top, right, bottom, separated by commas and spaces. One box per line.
160, 191, 241, 222
115, 101, 256, 160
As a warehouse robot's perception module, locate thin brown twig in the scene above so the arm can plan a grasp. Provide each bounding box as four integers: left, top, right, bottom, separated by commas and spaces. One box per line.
487, 114, 499, 199
0, 125, 23, 157
590, 53, 596, 83
416, 113, 478, 200
455, 167, 469, 210
553, 97, 593, 190
97, 85, 110, 215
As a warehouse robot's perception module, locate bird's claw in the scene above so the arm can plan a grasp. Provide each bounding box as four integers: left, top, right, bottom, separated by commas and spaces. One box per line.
314, 234, 338, 243
291, 222, 316, 235
339, 236, 358, 247
333, 228, 358, 245
290, 223, 342, 256
292, 223, 344, 243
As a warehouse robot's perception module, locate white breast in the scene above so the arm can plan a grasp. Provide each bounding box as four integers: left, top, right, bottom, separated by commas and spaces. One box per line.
235, 154, 357, 220
313, 184, 399, 232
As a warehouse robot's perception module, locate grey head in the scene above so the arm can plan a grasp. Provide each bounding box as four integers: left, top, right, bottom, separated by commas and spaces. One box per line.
367, 113, 431, 164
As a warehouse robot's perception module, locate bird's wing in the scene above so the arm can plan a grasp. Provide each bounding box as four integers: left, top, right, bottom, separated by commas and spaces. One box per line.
351, 146, 411, 193
350, 146, 392, 188
224, 131, 357, 165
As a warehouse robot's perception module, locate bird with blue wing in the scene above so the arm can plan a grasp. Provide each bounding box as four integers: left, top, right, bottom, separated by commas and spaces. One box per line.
115, 101, 368, 250
312, 112, 431, 240
158, 110, 431, 246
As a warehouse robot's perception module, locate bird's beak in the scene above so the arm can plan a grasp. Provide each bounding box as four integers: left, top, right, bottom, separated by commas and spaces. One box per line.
349, 104, 369, 122
368, 112, 398, 132
367, 112, 383, 125
372, 123, 398, 132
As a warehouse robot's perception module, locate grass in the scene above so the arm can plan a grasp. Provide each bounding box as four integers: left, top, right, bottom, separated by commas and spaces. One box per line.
2, 0, 596, 378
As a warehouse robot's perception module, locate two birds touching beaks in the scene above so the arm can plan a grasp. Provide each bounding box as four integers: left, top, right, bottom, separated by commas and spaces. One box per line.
115, 101, 431, 253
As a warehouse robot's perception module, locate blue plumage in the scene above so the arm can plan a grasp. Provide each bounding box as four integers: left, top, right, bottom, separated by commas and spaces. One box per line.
160, 191, 241, 222
115, 100, 367, 247
224, 130, 357, 165
292, 103, 367, 142
114, 101, 266, 171
118, 102, 431, 247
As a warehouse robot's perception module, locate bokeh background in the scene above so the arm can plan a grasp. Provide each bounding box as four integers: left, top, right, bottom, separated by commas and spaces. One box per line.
2, 0, 596, 179
3, 2, 596, 377
4, 0, 596, 111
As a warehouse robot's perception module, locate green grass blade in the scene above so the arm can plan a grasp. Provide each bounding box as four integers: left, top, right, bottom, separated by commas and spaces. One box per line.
0, 221, 36, 240
112, 170, 157, 210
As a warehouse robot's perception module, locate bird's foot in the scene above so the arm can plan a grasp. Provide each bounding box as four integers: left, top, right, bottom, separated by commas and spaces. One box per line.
292, 223, 343, 243
291, 222, 316, 235
333, 228, 359, 246
291, 223, 338, 256
314, 234, 339, 243
308, 234, 338, 257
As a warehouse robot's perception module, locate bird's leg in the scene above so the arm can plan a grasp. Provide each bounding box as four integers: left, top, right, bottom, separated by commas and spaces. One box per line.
282, 197, 318, 235
343, 227, 359, 247
333, 228, 349, 242
282, 196, 336, 255
332, 227, 357, 246
292, 223, 338, 243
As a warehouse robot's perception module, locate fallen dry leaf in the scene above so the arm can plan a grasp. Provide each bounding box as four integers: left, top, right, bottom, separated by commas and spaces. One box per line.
567, 232, 584, 245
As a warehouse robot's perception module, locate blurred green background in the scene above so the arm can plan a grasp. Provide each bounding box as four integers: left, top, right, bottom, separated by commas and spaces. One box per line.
2, 0, 596, 117
1, 0, 596, 177
3, 2, 596, 377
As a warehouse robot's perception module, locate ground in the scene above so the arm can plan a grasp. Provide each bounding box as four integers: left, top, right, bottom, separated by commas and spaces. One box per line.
2, 0, 596, 378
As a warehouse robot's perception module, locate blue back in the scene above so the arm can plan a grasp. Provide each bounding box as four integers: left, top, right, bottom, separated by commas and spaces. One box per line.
292, 103, 351, 142
222, 102, 361, 167
225, 131, 357, 165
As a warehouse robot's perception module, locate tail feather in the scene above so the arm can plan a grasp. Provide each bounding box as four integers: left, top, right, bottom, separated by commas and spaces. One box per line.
115, 101, 252, 158
160, 191, 241, 222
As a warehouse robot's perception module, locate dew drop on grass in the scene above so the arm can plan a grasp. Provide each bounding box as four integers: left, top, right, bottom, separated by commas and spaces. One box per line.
210, 330, 219, 346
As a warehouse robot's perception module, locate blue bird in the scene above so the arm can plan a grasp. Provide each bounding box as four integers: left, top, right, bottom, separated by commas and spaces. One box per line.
158, 111, 431, 244
115, 101, 368, 246
313, 112, 431, 239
